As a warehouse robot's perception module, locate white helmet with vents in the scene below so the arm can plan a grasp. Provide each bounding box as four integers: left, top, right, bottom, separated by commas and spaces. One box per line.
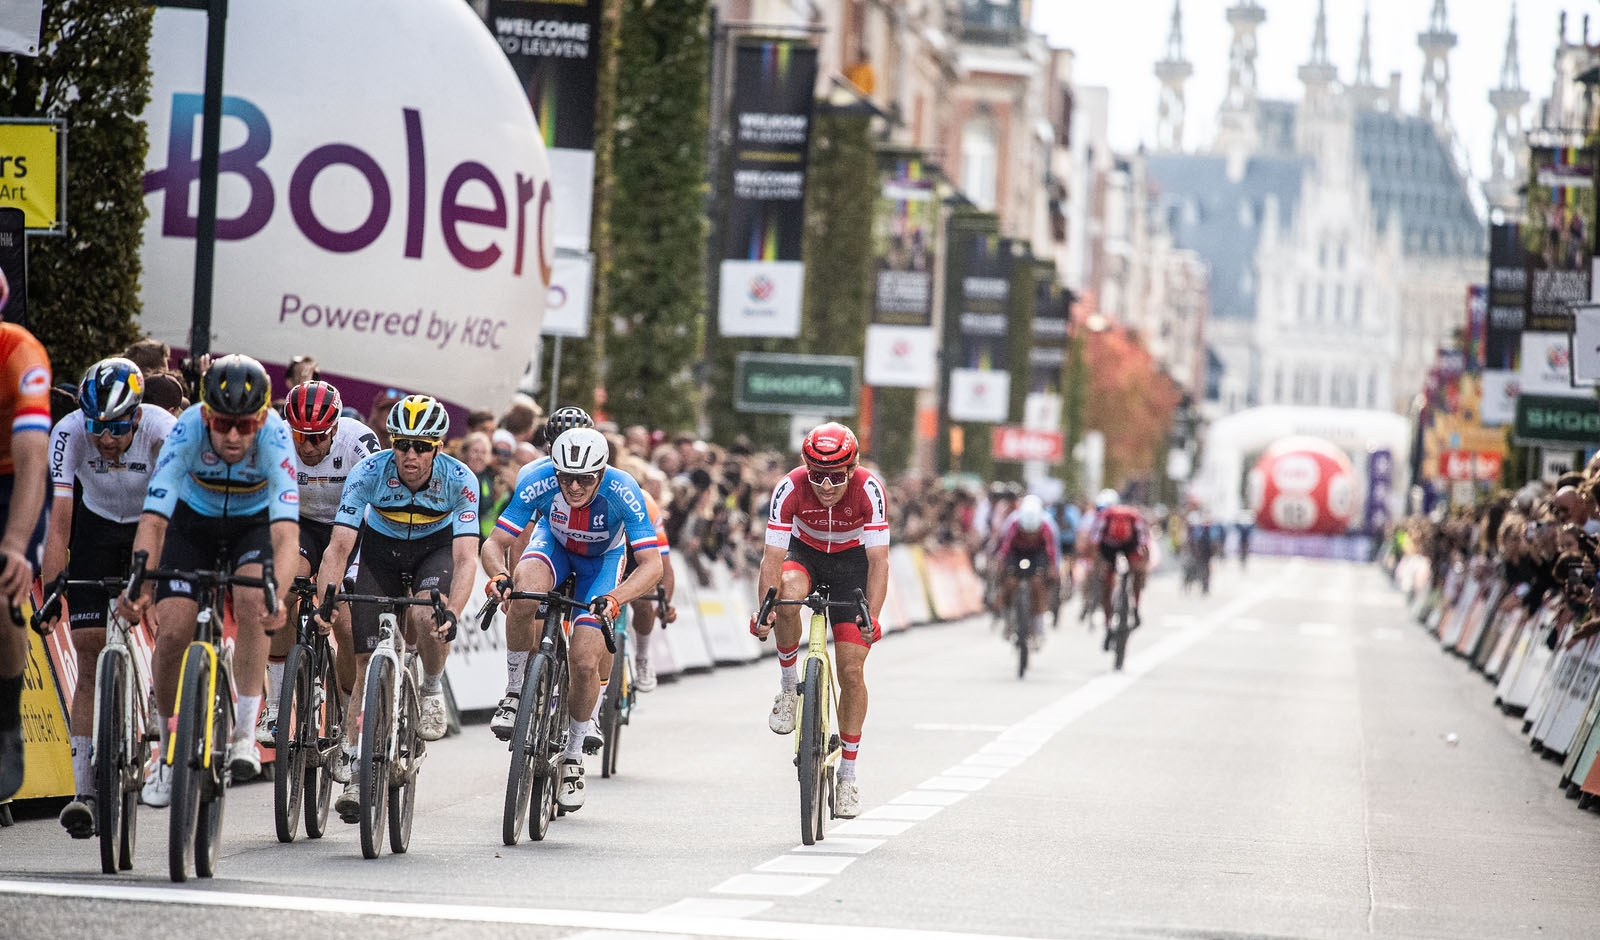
551, 427, 609, 475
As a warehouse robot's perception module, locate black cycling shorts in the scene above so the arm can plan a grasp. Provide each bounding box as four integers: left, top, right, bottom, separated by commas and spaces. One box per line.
298, 519, 334, 575
348, 527, 455, 655
1003, 547, 1052, 576
66, 508, 136, 631
154, 502, 274, 602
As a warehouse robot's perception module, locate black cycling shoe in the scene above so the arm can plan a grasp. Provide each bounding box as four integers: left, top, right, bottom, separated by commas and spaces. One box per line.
59, 798, 96, 839
0, 725, 23, 802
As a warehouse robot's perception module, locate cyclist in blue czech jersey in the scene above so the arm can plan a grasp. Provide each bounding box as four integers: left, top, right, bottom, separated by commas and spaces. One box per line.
313, 395, 479, 822
481, 426, 662, 812
119, 355, 300, 802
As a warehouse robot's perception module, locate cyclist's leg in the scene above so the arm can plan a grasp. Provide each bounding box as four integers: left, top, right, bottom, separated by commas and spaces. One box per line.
1097, 546, 1116, 619
227, 520, 279, 755
566, 552, 621, 748
506, 523, 563, 691
824, 547, 873, 813
149, 508, 215, 747
342, 535, 408, 749
1131, 549, 1149, 622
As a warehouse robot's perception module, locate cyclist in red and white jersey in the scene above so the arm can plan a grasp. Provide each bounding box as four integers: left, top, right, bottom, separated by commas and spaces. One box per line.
1082, 488, 1150, 631
750, 422, 888, 819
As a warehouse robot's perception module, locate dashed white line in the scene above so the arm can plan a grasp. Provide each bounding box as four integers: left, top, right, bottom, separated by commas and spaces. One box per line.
710, 873, 828, 896
756, 854, 857, 875
1298, 622, 1339, 637
889, 790, 966, 807
1228, 618, 1264, 632
831, 819, 917, 837
862, 804, 944, 822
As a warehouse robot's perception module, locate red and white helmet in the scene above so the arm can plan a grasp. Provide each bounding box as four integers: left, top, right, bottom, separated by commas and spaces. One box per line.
283, 381, 342, 434
801, 422, 859, 471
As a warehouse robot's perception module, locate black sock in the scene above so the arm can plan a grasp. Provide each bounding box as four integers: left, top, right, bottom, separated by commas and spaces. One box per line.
0, 671, 22, 732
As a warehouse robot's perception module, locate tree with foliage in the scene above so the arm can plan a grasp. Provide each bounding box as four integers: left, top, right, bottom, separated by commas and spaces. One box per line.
0, 0, 153, 382
598, 0, 709, 431
1081, 323, 1182, 490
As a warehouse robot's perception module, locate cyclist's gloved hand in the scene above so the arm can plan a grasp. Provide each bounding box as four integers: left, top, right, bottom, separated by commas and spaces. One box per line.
486, 575, 511, 600
749, 610, 772, 639
589, 594, 620, 623
858, 615, 882, 644
436, 608, 459, 641
664, 604, 677, 624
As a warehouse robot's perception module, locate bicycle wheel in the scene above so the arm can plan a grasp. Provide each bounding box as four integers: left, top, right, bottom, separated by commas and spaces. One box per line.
303, 645, 339, 839
95, 652, 130, 874
600, 644, 625, 779
194, 666, 231, 879
167, 646, 209, 882
798, 658, 826, 846
1012, 588, 1031, 679
273, 644, 313, 843
359, 655, 395, 860
1112, 581, 1130, 672
388, 675, 420, 855
504, 652, 551, 845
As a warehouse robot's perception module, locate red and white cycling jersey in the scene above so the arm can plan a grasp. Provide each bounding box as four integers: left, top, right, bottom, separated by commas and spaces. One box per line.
765, 466, 890, 554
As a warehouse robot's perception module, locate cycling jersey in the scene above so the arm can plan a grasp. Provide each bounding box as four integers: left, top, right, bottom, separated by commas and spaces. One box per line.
995, 512, 1061, 570
765, 466, 890, 554
295, 417, 381, 525
1086, 505, 1148, 551
50, 404, 177, 524
0, 322, 51, 476
142, 404, 299, 522
334, 450, 479, 540
494, 462, 658, 559
643, 490, 670, 556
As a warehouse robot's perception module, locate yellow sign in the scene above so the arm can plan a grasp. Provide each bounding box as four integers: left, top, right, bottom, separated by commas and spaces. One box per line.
16, 625, 74, 799
0, 121, 63, 233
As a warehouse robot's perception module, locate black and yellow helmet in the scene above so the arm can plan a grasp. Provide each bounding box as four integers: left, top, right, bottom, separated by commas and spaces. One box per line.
201, 355, 270, 416
386, 394, 449, 441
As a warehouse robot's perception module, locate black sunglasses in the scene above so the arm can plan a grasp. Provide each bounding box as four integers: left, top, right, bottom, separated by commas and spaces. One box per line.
558, 471, 599, 488
393, 438, 437, 455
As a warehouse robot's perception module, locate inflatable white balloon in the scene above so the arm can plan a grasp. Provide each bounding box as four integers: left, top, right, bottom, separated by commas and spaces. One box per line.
139, 0, 553, 410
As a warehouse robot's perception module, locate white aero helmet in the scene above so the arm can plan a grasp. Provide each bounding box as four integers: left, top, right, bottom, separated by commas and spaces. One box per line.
551, 427, 609, 475
1096, 488, 1119, 509
1017, 495, 1046, 533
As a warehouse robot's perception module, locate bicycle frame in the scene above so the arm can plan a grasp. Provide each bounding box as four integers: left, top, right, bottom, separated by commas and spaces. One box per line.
797, 606, 839, 765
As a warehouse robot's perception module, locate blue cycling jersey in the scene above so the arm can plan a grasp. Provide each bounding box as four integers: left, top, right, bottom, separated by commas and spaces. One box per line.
494, 462, 657, 558
143, 405, 299, 523
335, 450, 480, 540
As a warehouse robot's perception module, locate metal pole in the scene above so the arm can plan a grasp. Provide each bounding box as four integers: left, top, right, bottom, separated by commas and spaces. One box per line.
696, 5, 724, 440
549, 335, 563, 415
188, 0, 229, 359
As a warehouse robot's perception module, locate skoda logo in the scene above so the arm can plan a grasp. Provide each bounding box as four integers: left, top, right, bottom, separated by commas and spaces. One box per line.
748, 276, 775, 301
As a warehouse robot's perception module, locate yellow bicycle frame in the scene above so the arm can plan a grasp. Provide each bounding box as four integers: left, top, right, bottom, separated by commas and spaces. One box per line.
165, 642, 220, 768
793, 606, 840, 768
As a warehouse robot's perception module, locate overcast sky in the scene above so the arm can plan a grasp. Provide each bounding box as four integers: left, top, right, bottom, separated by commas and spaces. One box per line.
1031, 0, 1584, 185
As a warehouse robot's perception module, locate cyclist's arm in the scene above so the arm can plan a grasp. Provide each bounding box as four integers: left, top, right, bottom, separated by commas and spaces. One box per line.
756, 474, 795, 618
607, 472, 664, 606
40, 418, 77, 593
316, 525, 358, 601
660, 545, 676, 604
756, 542, 787, 621
865, 544, 889, 623
121, 512, 169, 617
446, 534, 479, 618
611, 546, 661, 607
1, 429, 47, 600
478, 526, 517, 583
267, 520, 298, 619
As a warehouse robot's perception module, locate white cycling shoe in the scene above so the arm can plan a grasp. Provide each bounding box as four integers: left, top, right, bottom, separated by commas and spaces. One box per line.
141, 762, 173, 808
768, 689, 798, 734
227, 738, 261, 782
634, 657, 658, 693
558, 757, 586, 811
335, 782, 360, 823
419, 692, 448, 741
328, 744, 357, 785
833, 777, 862, 819
489, 695, 519, 740
254, 702, 278, 746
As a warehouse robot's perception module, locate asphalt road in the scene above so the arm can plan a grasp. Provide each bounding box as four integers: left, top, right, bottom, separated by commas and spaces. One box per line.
3, 557, 1599, 940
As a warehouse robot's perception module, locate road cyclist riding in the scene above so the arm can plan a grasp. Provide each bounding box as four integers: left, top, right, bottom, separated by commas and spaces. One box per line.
992, 494, 1061, 677
1081, 488, 1150, 668
751, 422, 890, 821
479, 422, 663, 819
311, 394, 480, 832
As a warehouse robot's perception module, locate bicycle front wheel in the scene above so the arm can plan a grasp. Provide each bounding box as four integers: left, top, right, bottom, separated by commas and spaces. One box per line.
1012, 589, 1031, 679
194, 664, 232, 879
388, 675, 420, 855
94, 651, 131, 874
273, 644, 313, 843
599, 642, 625, 779
798, 658, 826, 846
358, 655, 395, 860
1112, 580, 1130, 671
504, 652, 553, 845
303, 645, 340, 839
167, 645, 210, 883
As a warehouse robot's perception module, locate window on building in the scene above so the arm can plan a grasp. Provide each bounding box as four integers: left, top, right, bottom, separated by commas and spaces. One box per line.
1334, 285, 1345, 324
1318, 242, 1327, 268
1316, 283, 1325, 322
1273, 368, 1283, 403
1338, 240, 1347, 269
961, 118, 999, 211
1297, 282, 1306, 321
1353, 286, 1364, 325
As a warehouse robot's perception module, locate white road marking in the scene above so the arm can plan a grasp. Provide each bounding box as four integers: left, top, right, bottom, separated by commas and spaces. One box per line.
889, 790, 967, 807
916, 775, 991, 791
791, 837, 885, 855
1161, 614, 1199, 627
710, 873, 828, 897
757, 854, 857, 875
862, 804, 944, 822
0, 879, 1048, 940
940, 763, 1009, 779
1298, 622, 1339, 637
831, 819, 917, 837
1228, 618, 1264, 632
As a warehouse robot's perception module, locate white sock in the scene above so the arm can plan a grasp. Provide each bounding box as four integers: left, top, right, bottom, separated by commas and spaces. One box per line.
70, 735, 92, 797
563, 718, 588, 758
235, 695, 262, 741
420, 670, 443, 696
265, 661, 285, 704
505, 650, 528, 696
589, 682, 607, 722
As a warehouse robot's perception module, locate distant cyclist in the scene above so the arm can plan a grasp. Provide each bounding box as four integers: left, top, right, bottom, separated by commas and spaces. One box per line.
993, 495, 1061, 641
1083, 488, 1149, 632
751, 422, 888, 819
257, 381, 380, 746
41, 359, 176, 836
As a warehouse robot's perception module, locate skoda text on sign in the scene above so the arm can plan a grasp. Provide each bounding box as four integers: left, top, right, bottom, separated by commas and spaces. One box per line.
734, 352, 857, 415
1513, 393, 1600, 447
991, 427, 1063, 463
139, 0, 553, 411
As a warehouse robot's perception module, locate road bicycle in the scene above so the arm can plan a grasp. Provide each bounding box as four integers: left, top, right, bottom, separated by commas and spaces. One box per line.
330, 575, 447, 859
1106, 553, 1134, 671
479, 588, 613, 845
35, 572, 155, 874
273, 578, 343, 843
126, 549, 278, 883
598, 582, 667, 779
1005, 558, 1039, 679
755, 585, 872, 846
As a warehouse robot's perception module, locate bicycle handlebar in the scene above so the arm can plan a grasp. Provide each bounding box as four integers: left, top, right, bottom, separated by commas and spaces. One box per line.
755, 586, 874, 648
477, 588, 615, 654
31, 572, 134, 634
332, 584, 454, 640
125, 550, 279, 616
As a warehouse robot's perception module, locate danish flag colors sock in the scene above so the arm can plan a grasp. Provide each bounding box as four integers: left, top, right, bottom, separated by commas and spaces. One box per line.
839, 732, 861, 780
777, 643, 800, 691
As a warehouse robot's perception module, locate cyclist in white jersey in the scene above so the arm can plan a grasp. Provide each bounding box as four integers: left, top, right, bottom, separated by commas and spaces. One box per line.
40, 359, 175, 836
257, 381, 380, 745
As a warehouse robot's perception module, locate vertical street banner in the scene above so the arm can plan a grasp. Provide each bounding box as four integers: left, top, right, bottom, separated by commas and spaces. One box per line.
718, 39, 818, 338
1029, 270, 1070, 394
0, 207, 26, 327
1524, 145, 1596, 333
865, 155, 938, 387
1486, 222, 1526, 371
487, 0, 603, 252
1464, 284, 1487, 374
947, 230, 1015, 422
1364, 448, 1393, 534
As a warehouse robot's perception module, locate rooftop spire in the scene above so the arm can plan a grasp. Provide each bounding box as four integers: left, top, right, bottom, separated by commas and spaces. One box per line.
1417, 0, 1457, 134
1355, 7, 1373, 86
1486, 2, 1529, 213
1155, 0, 1193, 153
1499, 2, 1522, 91
1299, 0, 1338, 96
1165, 0, 1184, 62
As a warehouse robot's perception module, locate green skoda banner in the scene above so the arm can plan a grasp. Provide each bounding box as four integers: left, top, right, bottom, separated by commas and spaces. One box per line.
735, 352, 858, 415
1513, 393, 1600, 446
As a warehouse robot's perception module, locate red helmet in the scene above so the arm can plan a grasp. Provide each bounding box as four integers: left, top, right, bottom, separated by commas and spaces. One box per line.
801, 422, 859, 471
284, 381, 342, 434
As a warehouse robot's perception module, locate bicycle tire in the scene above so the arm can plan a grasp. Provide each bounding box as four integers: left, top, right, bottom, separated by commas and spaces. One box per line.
273, 644, 312, 843
1012, 588, 1032, 679
303, 647, 339, 839
194, 665, 231, 879
388, 676, 419, 855
1112, 578, 1130, 672
798, 658, 825, 846
504, 652, 550, 844
359, 655, 395, 860
600, 642, 624, 779
167, 646, 208, 883
95, 652, 129, 874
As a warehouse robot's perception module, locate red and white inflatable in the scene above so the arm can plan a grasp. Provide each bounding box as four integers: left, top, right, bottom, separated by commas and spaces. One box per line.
1246, 436, 1358, 535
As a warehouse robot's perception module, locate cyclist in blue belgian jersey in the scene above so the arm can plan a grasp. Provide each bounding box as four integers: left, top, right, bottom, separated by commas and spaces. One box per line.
480, 427, 662, 812
119, 355, 300, 804
313, 395, 479, 823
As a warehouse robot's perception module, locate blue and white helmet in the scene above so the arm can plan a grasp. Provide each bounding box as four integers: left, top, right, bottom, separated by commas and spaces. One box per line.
78, 357, 144, 423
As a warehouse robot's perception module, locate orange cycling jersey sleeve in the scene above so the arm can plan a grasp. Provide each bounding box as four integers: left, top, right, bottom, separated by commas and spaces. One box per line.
0, 323, 52, 475
643, 490, 670, 555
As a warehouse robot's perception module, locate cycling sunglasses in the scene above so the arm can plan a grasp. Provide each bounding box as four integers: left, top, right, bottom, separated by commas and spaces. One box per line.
86, 417, 134, 437
808, 469, 850, 487
392, 438, 437, 455
292, 427, 335, 444
557, 471, 600, 488
205, 411, 264, 436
